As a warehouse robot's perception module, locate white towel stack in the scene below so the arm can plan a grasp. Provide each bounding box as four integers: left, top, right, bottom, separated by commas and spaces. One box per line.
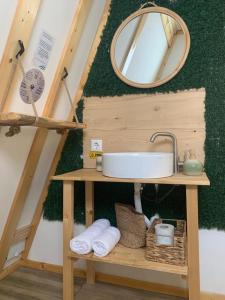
92, 226, 121, 257
70, 219, 110, 255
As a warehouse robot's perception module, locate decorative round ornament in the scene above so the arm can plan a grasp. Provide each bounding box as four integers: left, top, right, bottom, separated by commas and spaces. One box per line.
19, 68, 45, 103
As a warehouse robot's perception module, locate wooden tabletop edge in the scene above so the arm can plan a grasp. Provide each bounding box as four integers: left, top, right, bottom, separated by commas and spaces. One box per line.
51, 169, 210, 186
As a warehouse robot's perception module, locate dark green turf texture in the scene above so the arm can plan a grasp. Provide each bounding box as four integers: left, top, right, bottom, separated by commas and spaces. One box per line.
44, 0, 225, 229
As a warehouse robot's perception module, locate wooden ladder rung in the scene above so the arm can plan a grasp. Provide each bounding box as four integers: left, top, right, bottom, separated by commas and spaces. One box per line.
0, 112, 86, 130
12, 225, 33, 245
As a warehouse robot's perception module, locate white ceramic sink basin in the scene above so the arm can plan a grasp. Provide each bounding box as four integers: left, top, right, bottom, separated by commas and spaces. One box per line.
102, 152, 173, 179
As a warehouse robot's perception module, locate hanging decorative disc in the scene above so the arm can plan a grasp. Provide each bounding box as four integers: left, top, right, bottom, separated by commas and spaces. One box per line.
20, 68, 45, 103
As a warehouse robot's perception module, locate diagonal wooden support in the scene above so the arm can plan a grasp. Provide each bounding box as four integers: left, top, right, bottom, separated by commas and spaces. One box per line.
0, 0, 92, 270
0, 0, 41, 112
22, 0, 111, 260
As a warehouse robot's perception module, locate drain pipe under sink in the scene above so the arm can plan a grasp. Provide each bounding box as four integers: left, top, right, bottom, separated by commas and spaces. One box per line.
134, 183, 151, 228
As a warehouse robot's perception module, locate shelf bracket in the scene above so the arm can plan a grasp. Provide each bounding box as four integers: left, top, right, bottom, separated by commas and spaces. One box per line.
15, 40, 25, 59
5, 126, 21, 137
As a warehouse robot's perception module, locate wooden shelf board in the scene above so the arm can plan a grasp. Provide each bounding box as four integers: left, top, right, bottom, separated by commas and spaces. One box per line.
0, 112, 86, 130
69, 244, 188, 275
52, 168, 210, 186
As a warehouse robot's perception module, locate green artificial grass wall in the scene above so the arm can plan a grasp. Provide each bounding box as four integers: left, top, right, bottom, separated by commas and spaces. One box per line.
44, 0, 225, 229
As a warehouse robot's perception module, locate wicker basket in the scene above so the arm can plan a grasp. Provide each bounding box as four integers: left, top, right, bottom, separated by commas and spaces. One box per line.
115, 203, 146, 248
146, 219, 186, 266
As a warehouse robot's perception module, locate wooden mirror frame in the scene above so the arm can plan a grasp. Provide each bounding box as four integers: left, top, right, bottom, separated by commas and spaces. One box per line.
110, 6, 191, 88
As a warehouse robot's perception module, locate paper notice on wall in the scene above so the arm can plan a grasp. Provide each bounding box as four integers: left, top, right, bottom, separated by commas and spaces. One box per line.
33, 30, 54, 70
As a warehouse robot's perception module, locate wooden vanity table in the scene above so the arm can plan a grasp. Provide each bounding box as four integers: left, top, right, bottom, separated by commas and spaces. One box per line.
52, 168, 210, 300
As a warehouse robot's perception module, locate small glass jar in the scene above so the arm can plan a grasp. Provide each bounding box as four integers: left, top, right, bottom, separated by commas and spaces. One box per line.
183, 150, 203, 176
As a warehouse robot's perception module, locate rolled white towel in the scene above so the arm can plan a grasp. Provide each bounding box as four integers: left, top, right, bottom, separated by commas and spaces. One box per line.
70, 219, 110, 255
92, 226, 121, 257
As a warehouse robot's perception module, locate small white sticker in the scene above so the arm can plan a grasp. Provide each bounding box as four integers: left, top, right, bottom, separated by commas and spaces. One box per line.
33, 30, 54, 70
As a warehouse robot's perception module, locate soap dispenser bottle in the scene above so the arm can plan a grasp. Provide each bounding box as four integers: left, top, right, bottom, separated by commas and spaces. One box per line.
183, 150, 203, 176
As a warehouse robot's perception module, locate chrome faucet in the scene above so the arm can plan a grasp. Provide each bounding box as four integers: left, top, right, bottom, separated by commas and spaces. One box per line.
150, 132, 178, 174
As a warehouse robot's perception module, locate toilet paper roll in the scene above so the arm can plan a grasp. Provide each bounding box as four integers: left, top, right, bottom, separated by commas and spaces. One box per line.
155, 223, 174, 246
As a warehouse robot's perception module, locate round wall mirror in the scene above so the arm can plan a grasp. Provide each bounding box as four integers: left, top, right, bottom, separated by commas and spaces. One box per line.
110, 5, 190, 88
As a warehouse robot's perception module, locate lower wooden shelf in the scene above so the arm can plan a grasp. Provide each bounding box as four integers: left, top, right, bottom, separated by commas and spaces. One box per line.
69, 244, 188, 276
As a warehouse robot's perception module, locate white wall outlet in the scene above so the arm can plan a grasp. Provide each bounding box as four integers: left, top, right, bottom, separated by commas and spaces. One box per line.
91, 139, 103, 151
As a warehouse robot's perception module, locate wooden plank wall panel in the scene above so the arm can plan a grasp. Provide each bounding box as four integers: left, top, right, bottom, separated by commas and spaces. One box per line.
83, 89, 206, 168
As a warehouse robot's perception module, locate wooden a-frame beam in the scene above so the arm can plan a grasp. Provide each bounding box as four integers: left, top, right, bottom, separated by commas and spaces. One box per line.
22, 0, 111, 260
0, 0, 92, 270
0, 0, 41, 112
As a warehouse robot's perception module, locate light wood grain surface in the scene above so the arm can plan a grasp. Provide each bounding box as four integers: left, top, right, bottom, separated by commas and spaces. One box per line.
69, 244, 188, 276
52, 168, 210, 186
186, 186, 200, 299
63, 182, 74, 300
83, 89, 206, 168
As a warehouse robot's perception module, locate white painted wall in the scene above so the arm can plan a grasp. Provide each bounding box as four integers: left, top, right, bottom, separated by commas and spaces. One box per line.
0, 0, 17, 60
199, 230, 225, 294
1, 0, 225, 297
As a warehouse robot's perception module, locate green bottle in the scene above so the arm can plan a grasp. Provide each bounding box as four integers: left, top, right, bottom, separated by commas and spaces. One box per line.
183, 150, 203, 176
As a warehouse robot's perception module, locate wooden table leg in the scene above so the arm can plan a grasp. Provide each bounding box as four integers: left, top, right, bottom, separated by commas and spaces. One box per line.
186, 185, 200, 300
63, 181, 74, 300
85, 181, 95, 284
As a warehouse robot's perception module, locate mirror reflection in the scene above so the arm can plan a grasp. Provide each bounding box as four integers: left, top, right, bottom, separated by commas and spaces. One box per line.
113, 12, 188, 86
